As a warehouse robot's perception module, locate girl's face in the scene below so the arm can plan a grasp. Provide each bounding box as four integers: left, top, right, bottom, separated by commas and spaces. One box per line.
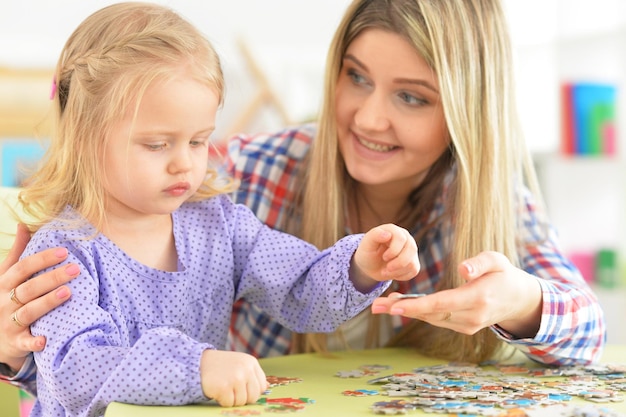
103, 72, 218, 220
335, 29, 449, 192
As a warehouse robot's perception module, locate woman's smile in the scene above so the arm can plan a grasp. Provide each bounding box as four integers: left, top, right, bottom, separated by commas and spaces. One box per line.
355, 135, 398, 152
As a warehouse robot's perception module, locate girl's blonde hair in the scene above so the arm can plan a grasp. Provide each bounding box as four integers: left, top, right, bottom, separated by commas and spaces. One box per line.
19, 2, 235, 233
291, 0, 546, 363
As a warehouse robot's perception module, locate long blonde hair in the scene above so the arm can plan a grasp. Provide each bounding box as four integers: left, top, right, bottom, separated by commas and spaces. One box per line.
291, 0, 546, 362
19, 2, 236, 233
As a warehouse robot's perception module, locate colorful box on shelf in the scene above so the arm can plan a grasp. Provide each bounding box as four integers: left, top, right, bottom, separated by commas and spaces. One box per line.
0, 138, 48, 186
561, 82, 617, 156
568, 248, 620, 288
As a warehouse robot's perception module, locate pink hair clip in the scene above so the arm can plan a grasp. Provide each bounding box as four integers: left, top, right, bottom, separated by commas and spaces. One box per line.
49, 75, 57, 100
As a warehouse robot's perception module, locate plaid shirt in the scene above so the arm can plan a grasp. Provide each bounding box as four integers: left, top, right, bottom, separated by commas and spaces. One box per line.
1, 124, 607, 394
0, 353, 37, 394
226, 123, 606, 366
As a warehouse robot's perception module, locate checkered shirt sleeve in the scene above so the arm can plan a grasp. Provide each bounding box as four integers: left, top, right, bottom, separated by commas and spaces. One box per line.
492, 188, 606, 365
0, 354, 37, 394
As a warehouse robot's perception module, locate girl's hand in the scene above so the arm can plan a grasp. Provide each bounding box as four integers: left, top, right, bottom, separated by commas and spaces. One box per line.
0, 224, 78, 371
351, 224, 420, 292
371, 251, 542, 338
200, 350, 268, 407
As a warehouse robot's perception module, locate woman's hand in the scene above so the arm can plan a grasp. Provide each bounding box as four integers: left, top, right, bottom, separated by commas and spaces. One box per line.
0, 224, 78, 371
371, 251, 543, 338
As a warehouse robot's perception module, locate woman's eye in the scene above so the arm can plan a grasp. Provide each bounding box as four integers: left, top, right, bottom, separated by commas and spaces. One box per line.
347, 68, 368, 85
399, 92, 426, 106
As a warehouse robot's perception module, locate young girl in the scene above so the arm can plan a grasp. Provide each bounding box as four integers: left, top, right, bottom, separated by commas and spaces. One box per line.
17, 3, 419, 416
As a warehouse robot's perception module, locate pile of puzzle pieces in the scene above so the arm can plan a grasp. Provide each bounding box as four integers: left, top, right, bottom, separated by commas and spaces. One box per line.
339, 361, 626, 416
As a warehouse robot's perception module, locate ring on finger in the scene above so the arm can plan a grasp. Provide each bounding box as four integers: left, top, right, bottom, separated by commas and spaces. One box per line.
442, 312, 452, 321
11, 311, 26, 327
9, 288, 25, 306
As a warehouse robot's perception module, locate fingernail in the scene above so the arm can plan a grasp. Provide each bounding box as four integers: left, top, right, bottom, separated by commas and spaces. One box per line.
37, 339, 46, 348
463, 262, 474, 275
371, 305, 387, 314
65, 264, 79, 276
56, 287, 70, 299
55, 248, 68, 258
390, 307, 404, 315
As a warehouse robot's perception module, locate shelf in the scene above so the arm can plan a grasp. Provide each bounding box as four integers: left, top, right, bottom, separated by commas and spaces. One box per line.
535, 154, 624, 253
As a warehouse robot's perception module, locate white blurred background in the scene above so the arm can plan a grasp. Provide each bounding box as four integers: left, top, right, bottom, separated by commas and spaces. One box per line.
0, 0, 353, 139
1, 0, 624, 151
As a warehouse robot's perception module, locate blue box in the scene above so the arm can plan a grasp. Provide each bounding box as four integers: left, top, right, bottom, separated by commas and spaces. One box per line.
0, 138, 48, 186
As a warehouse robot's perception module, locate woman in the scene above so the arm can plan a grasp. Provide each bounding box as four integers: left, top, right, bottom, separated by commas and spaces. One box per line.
226, 0, 604, 365
0, 0, 606, 397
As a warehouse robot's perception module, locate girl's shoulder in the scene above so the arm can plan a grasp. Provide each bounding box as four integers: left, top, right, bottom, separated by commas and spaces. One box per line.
24, 209, 96, 258
175, 195, 263, 243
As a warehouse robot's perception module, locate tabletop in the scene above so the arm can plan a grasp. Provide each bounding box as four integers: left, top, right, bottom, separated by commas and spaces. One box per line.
105, 345, 626, 416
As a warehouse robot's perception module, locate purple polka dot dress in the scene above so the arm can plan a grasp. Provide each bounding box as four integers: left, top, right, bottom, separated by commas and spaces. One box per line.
23, 194, 389, 417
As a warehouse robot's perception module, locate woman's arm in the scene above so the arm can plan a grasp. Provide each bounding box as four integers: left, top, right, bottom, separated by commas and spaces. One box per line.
0, 224, 77, 386
371, 192, 606, 366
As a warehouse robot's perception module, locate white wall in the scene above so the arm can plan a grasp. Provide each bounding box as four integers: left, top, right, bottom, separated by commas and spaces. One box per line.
0, 0, 575, 148
0, 0, 352, 138
1, 1, 352, 68
1, 0, 624, 152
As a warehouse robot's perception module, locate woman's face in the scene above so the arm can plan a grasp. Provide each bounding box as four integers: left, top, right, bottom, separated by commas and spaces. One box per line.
335, 29, 449, 191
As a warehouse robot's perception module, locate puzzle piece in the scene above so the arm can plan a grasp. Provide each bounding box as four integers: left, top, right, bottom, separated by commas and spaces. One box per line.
257, 397, 314, 405
342, 389, 378, 397
265, 376, 302, 387
370, 399, 415, 415
362, 359, 626, 416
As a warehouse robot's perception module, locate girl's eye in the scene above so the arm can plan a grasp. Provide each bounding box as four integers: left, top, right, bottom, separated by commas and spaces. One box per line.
399, 92, 426, 106
190, 138, 209, 148
146, 143, 166, 151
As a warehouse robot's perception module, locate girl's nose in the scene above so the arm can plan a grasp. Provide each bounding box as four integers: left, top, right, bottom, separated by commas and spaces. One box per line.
168, 148, 193, 173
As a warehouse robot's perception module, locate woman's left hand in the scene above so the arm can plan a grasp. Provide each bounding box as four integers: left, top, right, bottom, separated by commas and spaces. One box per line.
371, 251, 543, 338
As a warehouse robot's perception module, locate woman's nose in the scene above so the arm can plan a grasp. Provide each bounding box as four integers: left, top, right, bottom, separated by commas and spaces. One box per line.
354, 91, 391, 132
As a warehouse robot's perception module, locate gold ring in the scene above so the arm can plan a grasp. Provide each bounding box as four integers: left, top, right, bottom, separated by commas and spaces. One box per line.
442, 312, 452, 321
9, 288, 25, 306
11, 311, 26, 327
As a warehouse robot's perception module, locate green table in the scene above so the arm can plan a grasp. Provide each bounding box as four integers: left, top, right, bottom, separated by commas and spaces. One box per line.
105, 345, 626, 416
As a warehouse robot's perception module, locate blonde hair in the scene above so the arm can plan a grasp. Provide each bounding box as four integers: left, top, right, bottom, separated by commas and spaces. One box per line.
19, 2, 236, 233
291, 0, 546, 363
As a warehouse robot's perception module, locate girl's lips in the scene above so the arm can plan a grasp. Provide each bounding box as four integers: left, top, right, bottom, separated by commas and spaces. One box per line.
164, 182, 190, 196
